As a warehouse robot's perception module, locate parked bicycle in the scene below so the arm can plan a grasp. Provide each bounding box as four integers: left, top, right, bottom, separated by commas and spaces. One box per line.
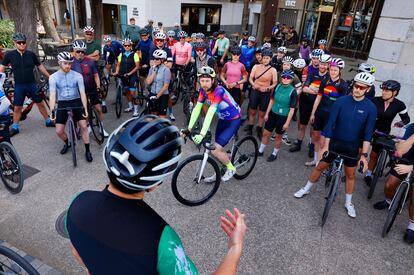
87, 90, 104, 145
171, 64, 192, 105
0, 244, 39, 274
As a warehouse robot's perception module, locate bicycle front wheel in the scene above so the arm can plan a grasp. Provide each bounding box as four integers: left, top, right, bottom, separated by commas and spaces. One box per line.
0, 245, 40, 275
115, 86, 122, 118
368, 150, 386, 199
89, 107, 104, 144
231, 136, 258, 180
68, 120, 77, 167
382, 182, 408, 237
101, 78, 109, 99
0, 142, 24, 194
171, 155, 221, 206
322, 171, 341, 227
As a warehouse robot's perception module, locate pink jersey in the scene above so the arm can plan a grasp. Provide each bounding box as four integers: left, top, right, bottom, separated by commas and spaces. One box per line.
222, 61, 247, 89
171, 42, 192, 65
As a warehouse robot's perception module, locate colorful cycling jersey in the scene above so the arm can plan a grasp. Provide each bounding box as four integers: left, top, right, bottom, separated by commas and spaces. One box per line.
197, 86, 241, 120
317, 78, 348, 112
117, 52, 140, 75
302, 71, 329, 102
305, 64, 318, 77
102, 40, 124, 61
372, 96, 410, 134
240, 45, 255, 71
66, 187, 198, 275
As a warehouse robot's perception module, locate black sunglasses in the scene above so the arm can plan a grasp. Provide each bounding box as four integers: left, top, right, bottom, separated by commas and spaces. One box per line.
75, 50, 85, 54
16, 41, 26, 45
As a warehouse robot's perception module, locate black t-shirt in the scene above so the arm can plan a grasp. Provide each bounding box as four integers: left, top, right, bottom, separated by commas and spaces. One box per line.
302, 71, 329, 103
372, 97, 409, 134
317, 78, 348, 112
2, 50, 41, 84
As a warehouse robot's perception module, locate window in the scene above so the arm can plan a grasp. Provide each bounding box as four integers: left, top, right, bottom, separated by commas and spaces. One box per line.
206, 7, 220, 25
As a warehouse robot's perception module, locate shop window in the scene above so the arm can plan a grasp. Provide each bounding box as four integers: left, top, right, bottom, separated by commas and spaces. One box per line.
181, 7, 189, 25
306, 0, 320, 10
206, 8, 220, 24
302, 12, 318, 40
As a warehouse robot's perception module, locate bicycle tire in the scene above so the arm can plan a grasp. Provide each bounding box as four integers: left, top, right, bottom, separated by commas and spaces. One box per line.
68, 119, 77, 167
0, 245, 40, 275
171, 79, 180, 105
0, 142, 24, 194
136, 81, 144, 106
324, 164, 333, 188
231, 136, 258, 180
382, 182, 408, 237
101, 78, 109, 99
171, 154, 221, 206
367, 150, 386, 200
89, 107, 104, 144
322, 171, 341, 227
115, 86, 122, 118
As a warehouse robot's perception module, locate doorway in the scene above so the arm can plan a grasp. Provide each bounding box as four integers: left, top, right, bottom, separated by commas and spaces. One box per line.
314, 12, 333, 45
103, 4, 119, 34
252, 13, 260, 36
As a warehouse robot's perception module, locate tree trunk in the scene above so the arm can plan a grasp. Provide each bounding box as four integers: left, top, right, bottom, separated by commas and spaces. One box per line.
241, 0, 250, 33
36, 0, 61, 42
5, 0, 38, 54
327, 2, 344, 50
256, 0, 269, 44
90, 0, 103, 42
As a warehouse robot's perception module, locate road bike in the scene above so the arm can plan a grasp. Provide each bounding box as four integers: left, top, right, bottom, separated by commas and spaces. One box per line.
171, 131, 258, 206
0, 244, 39, 274
171, 65, 191, 105
87, 90, 104, 145
57, 107, 83, 167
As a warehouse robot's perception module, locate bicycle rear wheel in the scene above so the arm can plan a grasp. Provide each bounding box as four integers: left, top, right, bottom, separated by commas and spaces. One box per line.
0, 245, 40, 275
171, 155, 221, 206
231, 136, 258, 180
89, 107, 104, 144
368, 150, 386, 200
322, 171, 341, 227
68, 119, 77, 167
101, 78, 109, 99
171, 79, 180, 105
0, 142, 24, 194
115, 86, 122, 118
382, 182, 408, 237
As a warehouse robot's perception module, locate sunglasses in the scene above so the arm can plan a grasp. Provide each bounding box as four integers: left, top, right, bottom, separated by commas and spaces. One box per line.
85, 33, 93, 36
16, 41, 26, 45
353, 83, 369, 90
124, 44, 132, 47
75, 50, 85, 54
141, 34, 148, 37
196, 48, 205, 52
156, 39, 164, 42
154, 58, 162, 61
282, 75, 293, 80
232, 53, 241, 56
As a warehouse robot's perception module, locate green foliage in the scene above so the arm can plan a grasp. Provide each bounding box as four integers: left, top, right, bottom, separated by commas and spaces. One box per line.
0, 20, 15, 49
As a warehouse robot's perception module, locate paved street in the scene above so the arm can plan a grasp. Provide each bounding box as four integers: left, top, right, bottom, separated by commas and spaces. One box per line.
1, 66, 414, 274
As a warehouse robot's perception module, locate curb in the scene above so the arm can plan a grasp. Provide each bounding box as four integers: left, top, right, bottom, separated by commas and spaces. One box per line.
0, 240, 63, 275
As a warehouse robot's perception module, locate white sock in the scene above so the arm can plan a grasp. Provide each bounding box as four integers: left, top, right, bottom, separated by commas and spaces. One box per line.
313, 151, 318, 162
259, 143, 266, 153
408, 220, 414, 231
345, 193, 353, 205
134, 105, 139, 111
102, 100, 106, 106
272, 148, 279, 155
128, 102, 133, 109
365, 170, 372, 177
385, 198, 392, 204
304, 180, 314, 191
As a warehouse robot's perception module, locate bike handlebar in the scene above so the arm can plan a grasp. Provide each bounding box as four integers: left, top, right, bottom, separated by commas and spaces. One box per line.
182, 130, 215, 150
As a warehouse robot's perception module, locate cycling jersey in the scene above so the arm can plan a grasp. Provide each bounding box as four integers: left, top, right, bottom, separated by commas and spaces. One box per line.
197, 86, 241, 120
372, 97, 410, 134
72, 57, 98, 90
222, 61, 247, 89
148, 64, 171, 95
323, 95, 377, 144
171, 42, 192, 65
240, 45, 255, 71
302, 64, 318, 82
271, 84, 297, 116
135, 39, 152, 66
66, 187, 198, 275
215, 37, 229, 56
102, 41, 124, 62
239, 38, 248, 47
302, 71, 329, 102
85, 40, 101, 56
317, 78, 348, 112
167, 39, 177, 49
0, 89, 10, 116
2, 50, 40, 84
49, 70, 84, 101
117, 52, 140, 75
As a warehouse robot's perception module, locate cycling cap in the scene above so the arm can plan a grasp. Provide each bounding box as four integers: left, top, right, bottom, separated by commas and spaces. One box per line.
57, 52, 74, 62
318, 54, 332, 63
255, 47, 262, 54
380, 80, 401, 91
358, 63, 376, 74
248, 36, 256, 43
262, 43, 271, 49
310, 49, 324, 58
242, 31, 249, 36
293, 58, 307, 69
194, 42, 208, 50
122, 38, 132, 45
103, 115, 183, 192
230, 46, 242, 55
178, 31, 187, 38
155, 32, 166, 40
262, 49, 273, 57
318, 39, 327, 45
329, 57, 345, 69
281, 69, 295, 78
72, 40, 87, 51
277, 46, 287, 54
12, 33, 26, 42
282, 56, 294, 64
83, 26, 94, 33
167, 30, 176, 37
140, 29, 149, 35
153, 49, 167, 59
103, 35, 112, 42
354, 72, 375, 86
197, 66, 216, 78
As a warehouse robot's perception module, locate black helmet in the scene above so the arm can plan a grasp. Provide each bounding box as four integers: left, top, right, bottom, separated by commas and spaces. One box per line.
139, 28, 149, 35
103, 115, 183, 193
255, 47, 262, 54
230, 46, 241, 55
12, 33, 26, 42
242, 31, 249, 36
380, 80, 401, 92
262, 49, 273, 57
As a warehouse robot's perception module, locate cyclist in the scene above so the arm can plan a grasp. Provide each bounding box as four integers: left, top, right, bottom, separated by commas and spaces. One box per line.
348, 63, 376, 99
259, 69, 298, 162
49, 52, 92, 162
292, 58, 307, 82
298, 39, 311, 64
191, 33, 212, 58
192, 42, 216, 71
302, 49, 323, 82
239, 31, 249, 47
83, 26, 100, 62
212, 30, 230, 74
209, 31, 219, 52
185, 66, 242, 182
144, 19, 154, 39
135, 29, 152, 91
0, 33, 54, 137
102, 35, 124, 79
290, 50, 327, 157
271, 46, 287, 72
220, 46, 248, 106
294, 72, 377, 218
0, 73, 11, 143
240, 36, 256, 72
166, 30, 177, 50
244, 49, 278, 139
124, 17, 141, 48
251, 47, 263, 67
149, 32, 172, 64
307, 57, 348, 165
58, 115, 247, 274
164, 57, 176, 121
71, 40, 109, 137
173, 22, 181, 39
114, 38, 140, 117
171, 31, 192, 68
318, 39, 330, 55
364, 80, 410, 186
146, 50, 171, 118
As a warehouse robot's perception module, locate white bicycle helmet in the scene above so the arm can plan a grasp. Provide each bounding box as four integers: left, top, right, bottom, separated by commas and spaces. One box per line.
122, 38, 132, 45
318, 54, 332, 63
197, 66, 216, 78
167, 30, 175, 37
277, 46, 287, 54
195, 33, 205, 39
72, 40, 87, 51
178, 31, 187, 38
248, 36, 256, 43
358, 63, 376, 74
293, 58, 307, 69
329, 57, 345, 69
153, 49, 167, 59
152, 27, 160, 35
83, 26, 94, 33
310, 49, 324, 59
354, 72, 375, 86
282, 56, 294, 65
57, 52, 74, 62
318, 39, 327, 45
155, 32, 166, 40
262, 42, 271, 49
103, 35, 112, 42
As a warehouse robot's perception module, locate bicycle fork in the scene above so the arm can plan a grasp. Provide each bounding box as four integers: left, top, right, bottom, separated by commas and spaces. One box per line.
196, 149, 211, 183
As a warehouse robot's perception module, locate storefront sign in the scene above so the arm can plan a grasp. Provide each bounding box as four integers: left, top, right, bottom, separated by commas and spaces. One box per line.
285, 0, 296, 7
318, 5, 334, 12
132, 8, 139, 16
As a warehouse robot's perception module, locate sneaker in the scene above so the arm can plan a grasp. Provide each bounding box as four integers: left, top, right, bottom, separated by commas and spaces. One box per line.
294, 187, 310, 198
133, 109, 140, 117
308, 143, 315, 158
403, 229, 414, 244
85, 151, 93, 162
282, 133, 291, 145
60, 143, 71, 155
45, 119, 55, 127
102, 105, 107, 113
373, 200, 390, 210
364, 176, 372, 187
270, 133, 276, 141
102, 128, 110, 138
204, 174, 217, 183
10, 127, 19, 137
305, 160, 317, 167
289, 143, 301, 152
124, 107, 133, 113
258, 151, 264, 157
222, 169, 236, 182
344, 203, 356, 218
169, 113, 176, 121
267, 154, 277, 162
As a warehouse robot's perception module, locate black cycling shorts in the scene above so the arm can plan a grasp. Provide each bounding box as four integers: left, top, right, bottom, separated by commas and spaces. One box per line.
86, 89, 102, 106
120, 75, 138, 90
321, 139, 360, 167
299, 95, 314, 126
228, 87, 241, 106
56, 99, 85, 125
264, 112, 287, 134
156, 94, 169, 116
249, 89, 270, 112
313, 109, 330, 131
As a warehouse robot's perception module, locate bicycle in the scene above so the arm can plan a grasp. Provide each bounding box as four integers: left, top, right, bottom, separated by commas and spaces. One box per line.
97, 60, 109, 101
135, 94, 159, 118
87, 90, 104, 145
171, 65, 191, 105
0, 244, 40, 274
171, 131, 258, 206
321, 151, 363, 226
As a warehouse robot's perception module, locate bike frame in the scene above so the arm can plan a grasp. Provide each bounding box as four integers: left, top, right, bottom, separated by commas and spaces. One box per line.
390, 171, 413, 215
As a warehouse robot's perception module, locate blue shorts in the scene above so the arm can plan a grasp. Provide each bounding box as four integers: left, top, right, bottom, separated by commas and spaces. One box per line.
215, 118, 241, 147
14, 83, 42, 107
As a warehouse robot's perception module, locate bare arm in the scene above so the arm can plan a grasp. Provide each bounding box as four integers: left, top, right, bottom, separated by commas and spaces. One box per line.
310, 95, 322, 118
268, 69, 278, 91
37, 64, 50, 78
265, 98, 274, 118
146, 68, 157, 85
94, 73, 100, 89
249, 66, 257, 87
88, 50, 100, 62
